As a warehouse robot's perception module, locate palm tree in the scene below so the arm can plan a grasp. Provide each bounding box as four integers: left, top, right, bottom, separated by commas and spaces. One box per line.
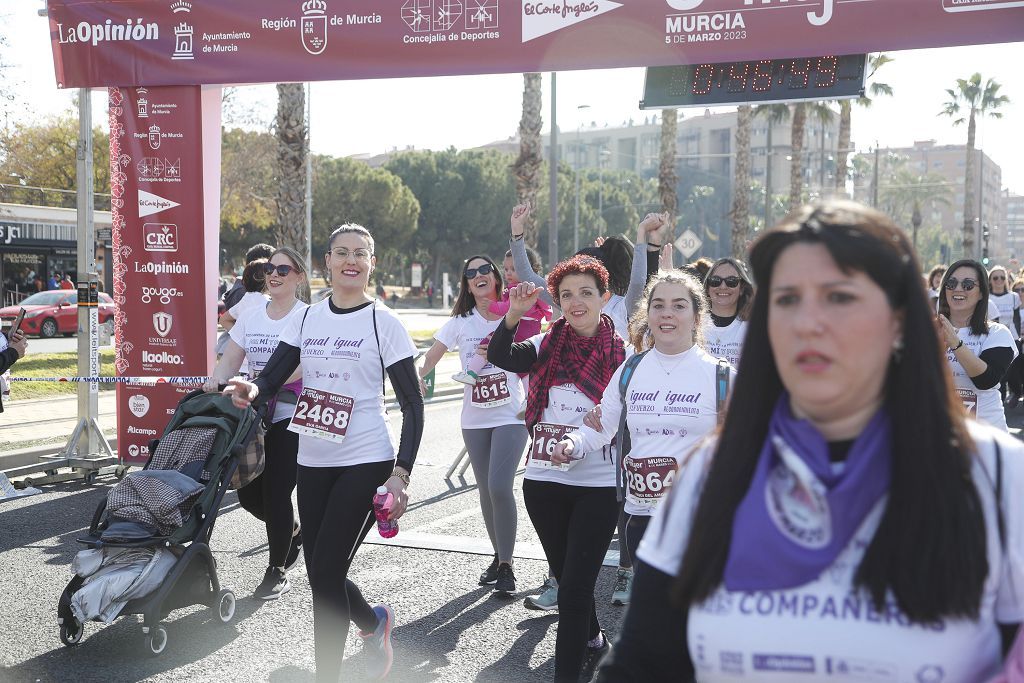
835, 54, 894, 196
659, 109, 678, 219
939, 74, 1010, 256
274, 83, 308, 258
753, 104, 790, 228
788, 102, 834, 212
513, 73, 543, 248
730, 105, 752, 259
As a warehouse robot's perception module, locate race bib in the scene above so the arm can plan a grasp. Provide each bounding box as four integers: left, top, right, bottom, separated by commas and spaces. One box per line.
470, 373, 511, 409
530, 422, 574, 471
957, 387, 978, 417
287, 388, 354, 443
623, 455, 677, 509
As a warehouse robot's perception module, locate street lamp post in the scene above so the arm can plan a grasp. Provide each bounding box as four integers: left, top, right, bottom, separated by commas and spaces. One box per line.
574, 104, 590, 254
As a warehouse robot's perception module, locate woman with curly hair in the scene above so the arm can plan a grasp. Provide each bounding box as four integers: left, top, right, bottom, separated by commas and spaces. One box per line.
488, 254, 626, 682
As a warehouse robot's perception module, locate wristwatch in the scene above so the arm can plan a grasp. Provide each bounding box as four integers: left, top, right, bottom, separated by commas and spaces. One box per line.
390, 469, 411, 486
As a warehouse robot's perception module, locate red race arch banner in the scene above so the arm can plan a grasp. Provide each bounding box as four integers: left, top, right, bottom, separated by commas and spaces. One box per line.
108, 85, 221, 464
48, 0, 1024, 89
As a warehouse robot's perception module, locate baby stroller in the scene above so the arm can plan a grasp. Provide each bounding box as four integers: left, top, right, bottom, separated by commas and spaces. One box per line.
56, 390, 261, 656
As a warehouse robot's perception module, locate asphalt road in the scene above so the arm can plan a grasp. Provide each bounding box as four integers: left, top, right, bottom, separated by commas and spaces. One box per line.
0, 400, 630, 683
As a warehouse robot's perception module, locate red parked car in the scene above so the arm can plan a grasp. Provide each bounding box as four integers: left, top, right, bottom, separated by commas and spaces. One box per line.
0, 291, 115, 338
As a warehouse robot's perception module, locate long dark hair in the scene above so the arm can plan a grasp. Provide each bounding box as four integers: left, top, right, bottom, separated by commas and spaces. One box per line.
673, 200, 985, 623
451, 254, 503, 318
704, 257, 754, 321
577, 234, 632, 296
937, 259, 990, 337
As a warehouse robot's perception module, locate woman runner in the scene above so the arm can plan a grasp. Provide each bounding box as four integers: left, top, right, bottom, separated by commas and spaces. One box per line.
224, 224, 424, 682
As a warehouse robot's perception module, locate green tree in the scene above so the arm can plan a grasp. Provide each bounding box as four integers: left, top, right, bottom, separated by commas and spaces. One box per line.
274, 83, 308, 262
835, 54, 894, 195
0, 112, 110, 210
386, 148, 517, 284
939, 73, 1010, 256
730, 105, 752, 259
513, 73, 543, 248
311, 155, 419, 273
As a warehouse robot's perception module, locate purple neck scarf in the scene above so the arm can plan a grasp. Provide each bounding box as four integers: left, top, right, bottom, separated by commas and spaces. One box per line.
723, 395, 892, 591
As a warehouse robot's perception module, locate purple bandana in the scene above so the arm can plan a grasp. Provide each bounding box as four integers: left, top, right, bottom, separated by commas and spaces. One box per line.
723, 395, 891, 591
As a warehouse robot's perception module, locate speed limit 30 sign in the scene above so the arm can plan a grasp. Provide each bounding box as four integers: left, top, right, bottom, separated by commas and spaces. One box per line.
675, 229, 703, 259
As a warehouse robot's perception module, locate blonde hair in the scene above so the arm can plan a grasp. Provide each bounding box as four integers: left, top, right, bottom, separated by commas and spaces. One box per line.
271, 246, 311, 304
628, 269, 709, 351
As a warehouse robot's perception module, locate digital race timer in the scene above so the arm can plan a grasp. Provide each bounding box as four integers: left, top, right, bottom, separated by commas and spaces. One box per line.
640, 54, 866, 109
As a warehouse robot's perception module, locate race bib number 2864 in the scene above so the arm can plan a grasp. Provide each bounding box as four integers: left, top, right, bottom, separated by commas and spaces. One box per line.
287, 388, 354, 443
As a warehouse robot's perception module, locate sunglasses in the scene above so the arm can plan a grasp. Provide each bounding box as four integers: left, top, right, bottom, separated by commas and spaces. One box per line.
992, 275, 1006, 281
464, 263, 495, 279
262, 263, 295, 277
707, 275, 741, 289
944, 277, 977, 292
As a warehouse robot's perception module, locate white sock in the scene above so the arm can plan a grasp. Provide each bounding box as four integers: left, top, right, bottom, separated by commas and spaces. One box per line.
587, 633, 604, 649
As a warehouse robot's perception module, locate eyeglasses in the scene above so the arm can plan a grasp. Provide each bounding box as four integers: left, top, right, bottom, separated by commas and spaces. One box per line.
944, 277, 978, 292
262, 263, 295, 277
329, 248, 372, 261
992, 275, 1006, 281
707, 275, 741, 289
464, 263, 495, 279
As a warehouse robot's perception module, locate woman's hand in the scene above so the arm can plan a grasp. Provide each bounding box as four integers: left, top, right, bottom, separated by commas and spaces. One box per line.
937, 314, 960, 349
511, 203, 531, 238
475, 342, 489, 358
222, 378, 258, 409
383, 475, 409, 521
202, 377, 221, 393
8, 330, 27, 359
508, 282, 542, 318
637, 212, 670, 245
659, 243, 674, 270
551, 439, 575, 466
583, 405, 603, 431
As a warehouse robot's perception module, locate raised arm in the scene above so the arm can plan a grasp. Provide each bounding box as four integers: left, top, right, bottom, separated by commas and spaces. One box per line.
510, 203, 554, 306
625, 213, 671, 317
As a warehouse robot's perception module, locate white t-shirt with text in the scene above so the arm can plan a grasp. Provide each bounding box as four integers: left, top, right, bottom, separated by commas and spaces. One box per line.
702, 317, 748, 368
566, 345, 731, 515
279, 300, 416, 468
990, 291, 1020, 335
638, 421, 1024, 683
230, 299, 307, 423
945, 322, 1017, 431
434, 310, 525, 430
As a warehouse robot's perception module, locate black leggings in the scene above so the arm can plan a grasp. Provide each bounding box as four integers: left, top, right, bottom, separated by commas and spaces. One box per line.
524, 479, 619, 682
297, 459, 394, 683
236, 419, 299, 567
623, 513, 651, 568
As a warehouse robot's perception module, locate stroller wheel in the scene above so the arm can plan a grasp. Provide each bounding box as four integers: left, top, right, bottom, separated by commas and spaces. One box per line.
217, 589, 236, 623
59, 620, 83, 646
145, 625, 168, 656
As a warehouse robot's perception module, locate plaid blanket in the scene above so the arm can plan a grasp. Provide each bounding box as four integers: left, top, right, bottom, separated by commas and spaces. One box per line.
106, 470, 203, 536
148, 426, 218, 481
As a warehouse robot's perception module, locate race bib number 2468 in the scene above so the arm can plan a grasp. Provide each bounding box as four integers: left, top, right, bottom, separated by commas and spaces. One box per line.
287, 388, 354, 443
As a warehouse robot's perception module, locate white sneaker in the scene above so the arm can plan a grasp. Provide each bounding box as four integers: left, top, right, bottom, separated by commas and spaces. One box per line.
452, 371, 478, 386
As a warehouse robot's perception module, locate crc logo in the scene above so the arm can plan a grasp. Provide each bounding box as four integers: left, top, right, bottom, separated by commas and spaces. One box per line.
143, 350, 183, 365
153, 311, 173, 337
141, 286, 183, 304
143, 223, 178, 252
300, 0, 328, 55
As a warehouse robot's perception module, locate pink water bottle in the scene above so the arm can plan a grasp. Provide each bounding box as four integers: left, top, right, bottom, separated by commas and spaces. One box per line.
373, 486, 399, 538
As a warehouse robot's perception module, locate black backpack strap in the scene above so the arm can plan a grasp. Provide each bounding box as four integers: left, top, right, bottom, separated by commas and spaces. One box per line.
715, 359, 731, 427
615, 351, 649, 502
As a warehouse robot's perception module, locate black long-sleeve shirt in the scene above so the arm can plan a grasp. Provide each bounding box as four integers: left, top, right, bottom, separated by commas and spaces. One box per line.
972, 346, 1014, 390
251, 301, 424, 473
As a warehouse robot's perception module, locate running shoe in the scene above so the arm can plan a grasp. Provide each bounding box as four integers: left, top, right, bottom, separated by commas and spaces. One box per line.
284, 529, 303, 571
579, 632, 612, 682
478, 554, 499, 585
253, 566, 290, 601
524, 577, 558, 611
358, 604, 395, 680
610, 567, 633, 606
494, 563, 516, 595
453, 371, 478, 386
